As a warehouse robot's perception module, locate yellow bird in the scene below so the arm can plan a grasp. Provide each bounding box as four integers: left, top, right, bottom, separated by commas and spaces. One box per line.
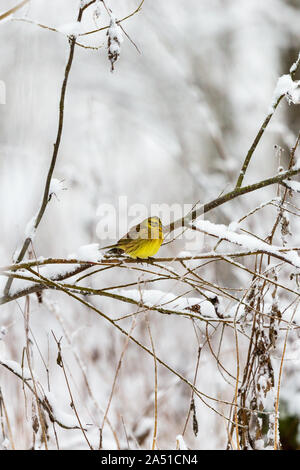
102, 216, 164, 259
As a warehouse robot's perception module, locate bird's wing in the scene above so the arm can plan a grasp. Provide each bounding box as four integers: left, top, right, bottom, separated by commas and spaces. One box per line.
100, 223, 142, 250
120, 223, 141, 241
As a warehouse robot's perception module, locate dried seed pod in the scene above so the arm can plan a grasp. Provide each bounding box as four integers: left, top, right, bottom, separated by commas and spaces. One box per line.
107, 14, 123, 72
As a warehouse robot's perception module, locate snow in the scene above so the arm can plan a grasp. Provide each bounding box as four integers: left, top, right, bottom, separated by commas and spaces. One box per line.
0, 358, 32, 380
258, 374, 268, 393
107, 14, 123, 45
39, 263, 81, 281
49, 178, 67, 199
285, 252, 300, 271
294, 158, 300, 170
117, 289, 218, 318
0, 438, 10, 450
109, 43, 120, 54
228, 220, 240, 232
269, 74, 300, 112
76, 243, 101, 262
2, 0, 300, 451
6, 264, 80, 297
80, 0, 92, 7
24, 213, 37, 240
1, 245, 103, 299
8, 276, 36, 297
0, 326, 7, 340
0, 275, 6, 298
177, 250, 193, 257
0, 327, 7, 359
195, 219, 300, 268
107, 13, 123, 71
44, 391, 79, 428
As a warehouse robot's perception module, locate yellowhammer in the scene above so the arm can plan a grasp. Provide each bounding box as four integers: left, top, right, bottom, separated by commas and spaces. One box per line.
102, 216, 164, 259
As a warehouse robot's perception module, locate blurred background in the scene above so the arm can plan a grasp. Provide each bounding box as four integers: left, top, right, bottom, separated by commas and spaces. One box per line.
1, 0, 300, 450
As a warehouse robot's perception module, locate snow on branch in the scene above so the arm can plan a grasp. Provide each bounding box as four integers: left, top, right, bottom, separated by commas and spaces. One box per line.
282, 179, 300, 193
269, 74, 300, 112
194, 219, 300, 269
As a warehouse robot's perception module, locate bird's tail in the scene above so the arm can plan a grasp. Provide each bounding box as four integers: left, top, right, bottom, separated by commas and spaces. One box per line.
99, 243, 124, 256
99, 243, 116, 251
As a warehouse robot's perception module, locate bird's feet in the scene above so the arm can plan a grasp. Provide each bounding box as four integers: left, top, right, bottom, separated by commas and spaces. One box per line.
134, 257, 154, 264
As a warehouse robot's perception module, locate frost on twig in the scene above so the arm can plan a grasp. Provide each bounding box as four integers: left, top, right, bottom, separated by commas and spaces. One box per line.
0, 0, 30, 22
236, 277, 281, 449
106, 13, 123, 72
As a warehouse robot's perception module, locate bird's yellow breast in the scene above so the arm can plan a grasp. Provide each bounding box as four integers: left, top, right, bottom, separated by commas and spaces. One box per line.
134, 239, 162, 258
